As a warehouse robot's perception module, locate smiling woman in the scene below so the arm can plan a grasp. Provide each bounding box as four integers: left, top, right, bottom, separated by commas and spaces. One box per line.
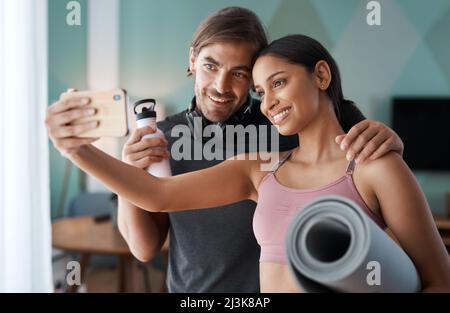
250, 34, 450, 292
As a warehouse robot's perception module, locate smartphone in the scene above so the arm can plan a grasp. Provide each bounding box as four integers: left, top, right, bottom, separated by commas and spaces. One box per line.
59, 88, 129, 137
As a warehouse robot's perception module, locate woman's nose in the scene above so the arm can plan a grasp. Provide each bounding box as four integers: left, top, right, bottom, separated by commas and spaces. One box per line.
263, 93, 279, 112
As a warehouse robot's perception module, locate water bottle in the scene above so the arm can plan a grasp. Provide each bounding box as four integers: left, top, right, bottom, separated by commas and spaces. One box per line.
133, 99, 172, 177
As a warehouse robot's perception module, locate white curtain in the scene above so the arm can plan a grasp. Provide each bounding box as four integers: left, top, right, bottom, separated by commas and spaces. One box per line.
0, 0, 53, 292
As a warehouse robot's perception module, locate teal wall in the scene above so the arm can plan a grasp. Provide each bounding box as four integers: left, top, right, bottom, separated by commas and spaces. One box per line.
49, 0, 450, 216
48, 0, 88, 218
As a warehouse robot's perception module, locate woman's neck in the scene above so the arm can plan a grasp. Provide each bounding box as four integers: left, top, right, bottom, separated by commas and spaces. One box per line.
291, 98, 346, 165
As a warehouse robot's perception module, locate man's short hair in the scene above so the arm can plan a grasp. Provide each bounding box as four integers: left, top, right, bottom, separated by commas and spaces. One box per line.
187, 7, 268, 76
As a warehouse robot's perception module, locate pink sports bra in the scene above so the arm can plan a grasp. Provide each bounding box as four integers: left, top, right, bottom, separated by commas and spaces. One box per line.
253, 150, 387, 264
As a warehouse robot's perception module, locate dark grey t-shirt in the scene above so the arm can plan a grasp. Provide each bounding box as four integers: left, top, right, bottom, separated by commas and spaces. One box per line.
156, 99, 364, 293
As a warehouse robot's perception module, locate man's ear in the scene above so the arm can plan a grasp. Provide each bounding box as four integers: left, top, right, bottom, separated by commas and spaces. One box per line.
314, 60, 331, 90
188, 47, 196, 74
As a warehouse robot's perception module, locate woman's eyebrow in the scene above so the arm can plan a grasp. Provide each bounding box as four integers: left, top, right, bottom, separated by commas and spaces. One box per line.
254, 70, 286, 89
265, 71, 285, 82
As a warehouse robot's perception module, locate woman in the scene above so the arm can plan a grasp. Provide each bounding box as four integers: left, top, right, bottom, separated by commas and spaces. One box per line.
47, 35, 450, 292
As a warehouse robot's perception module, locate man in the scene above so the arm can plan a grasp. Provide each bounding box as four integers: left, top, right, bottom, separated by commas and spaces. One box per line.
46, 7, 403, 292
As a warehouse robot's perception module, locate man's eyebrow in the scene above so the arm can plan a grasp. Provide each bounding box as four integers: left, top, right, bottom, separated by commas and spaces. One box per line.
254, 71, 286, 89
202, 56, 251, 73
233, 65, 252, 73
202, 56, 220, 66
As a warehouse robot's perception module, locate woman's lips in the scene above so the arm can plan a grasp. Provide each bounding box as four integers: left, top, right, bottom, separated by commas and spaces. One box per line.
271, 107, 292, 125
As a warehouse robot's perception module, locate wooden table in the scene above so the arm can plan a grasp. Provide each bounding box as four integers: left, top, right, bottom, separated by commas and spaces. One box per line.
52, 216, 136, 292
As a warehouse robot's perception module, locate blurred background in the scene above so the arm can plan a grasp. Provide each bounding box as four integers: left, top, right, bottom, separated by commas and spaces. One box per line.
1, 0, 449, 292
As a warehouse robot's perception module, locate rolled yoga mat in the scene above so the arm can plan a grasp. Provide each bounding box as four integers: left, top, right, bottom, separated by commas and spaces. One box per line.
285, 195, 421, 292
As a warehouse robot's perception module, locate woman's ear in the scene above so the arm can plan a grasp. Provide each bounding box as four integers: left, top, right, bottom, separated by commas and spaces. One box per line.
314, 60, 331, 90
188, 47, 196, 75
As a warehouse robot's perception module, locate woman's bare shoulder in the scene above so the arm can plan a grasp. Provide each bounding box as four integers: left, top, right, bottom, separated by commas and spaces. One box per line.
355, 151, 406, 180
354, 151, 418, 203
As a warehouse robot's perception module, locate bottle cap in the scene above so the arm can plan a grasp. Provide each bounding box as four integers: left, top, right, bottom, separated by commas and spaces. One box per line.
134, 99, 156, 120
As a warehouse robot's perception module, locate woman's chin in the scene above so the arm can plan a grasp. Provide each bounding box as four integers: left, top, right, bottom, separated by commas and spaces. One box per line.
275, 124, 298, 137
277, 127, 297, 136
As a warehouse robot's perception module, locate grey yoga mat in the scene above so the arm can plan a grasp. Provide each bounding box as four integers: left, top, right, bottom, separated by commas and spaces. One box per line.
285, 195, 421, 293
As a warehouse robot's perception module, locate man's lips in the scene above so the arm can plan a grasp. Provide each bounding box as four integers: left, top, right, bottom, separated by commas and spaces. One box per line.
208, 95, 234, 105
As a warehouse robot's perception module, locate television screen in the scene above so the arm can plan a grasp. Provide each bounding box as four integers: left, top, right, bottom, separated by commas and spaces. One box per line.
392, 98, 450, 171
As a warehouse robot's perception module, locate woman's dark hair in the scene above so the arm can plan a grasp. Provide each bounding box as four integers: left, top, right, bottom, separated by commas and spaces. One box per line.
187, 7, 268, 76
257, 34, 357, 126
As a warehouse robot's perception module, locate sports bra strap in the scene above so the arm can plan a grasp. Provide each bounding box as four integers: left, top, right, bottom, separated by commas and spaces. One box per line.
271, 150, 294, 172
271, 151, 356, 175
346, 159, 356, 175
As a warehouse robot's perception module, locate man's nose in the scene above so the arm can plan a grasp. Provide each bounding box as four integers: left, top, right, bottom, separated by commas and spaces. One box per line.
214, 72, 231, 94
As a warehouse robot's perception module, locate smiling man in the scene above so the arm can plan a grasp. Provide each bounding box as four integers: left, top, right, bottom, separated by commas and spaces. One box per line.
46, 7, 404, 293
189, 41, 253, 122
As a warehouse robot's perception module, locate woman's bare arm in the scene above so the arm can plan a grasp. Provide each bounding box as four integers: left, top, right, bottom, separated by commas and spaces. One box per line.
69, 144, 256, 213
362, 152, 450, 292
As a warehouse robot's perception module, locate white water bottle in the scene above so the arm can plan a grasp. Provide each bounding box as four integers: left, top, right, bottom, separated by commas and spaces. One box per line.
133, 99, 172, 177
